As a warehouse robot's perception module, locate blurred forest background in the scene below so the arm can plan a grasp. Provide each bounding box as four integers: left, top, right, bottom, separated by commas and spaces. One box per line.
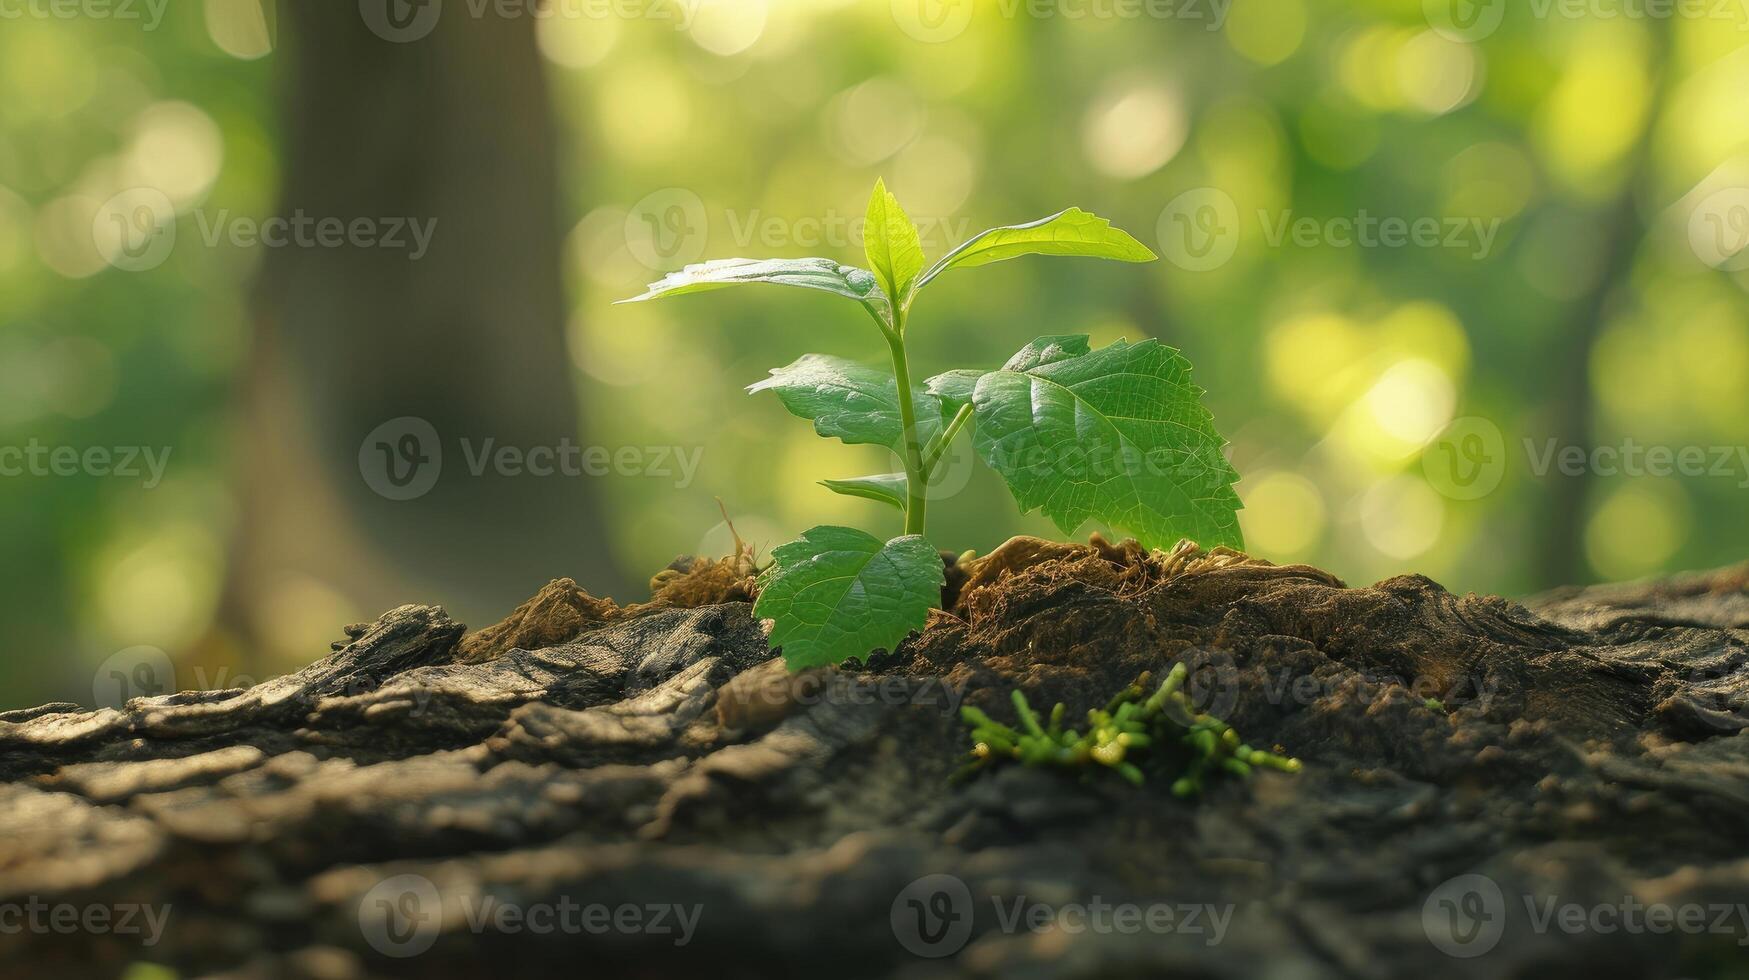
1, 0, 1746, 707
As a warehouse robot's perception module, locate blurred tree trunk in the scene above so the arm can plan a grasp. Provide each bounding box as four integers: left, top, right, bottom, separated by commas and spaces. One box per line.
1538, 20, 1672, 587
216, 1, 627, 669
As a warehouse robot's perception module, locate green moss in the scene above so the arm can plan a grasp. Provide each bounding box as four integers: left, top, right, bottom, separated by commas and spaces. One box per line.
956, 663, 1301, 796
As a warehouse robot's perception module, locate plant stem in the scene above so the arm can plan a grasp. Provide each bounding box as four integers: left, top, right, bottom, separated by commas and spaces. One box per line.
884, 312, 928, 538
922, 403, 973, 479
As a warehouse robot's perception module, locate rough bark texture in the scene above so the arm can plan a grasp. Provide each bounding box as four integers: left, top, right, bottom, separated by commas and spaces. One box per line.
3, 540, 1747, 979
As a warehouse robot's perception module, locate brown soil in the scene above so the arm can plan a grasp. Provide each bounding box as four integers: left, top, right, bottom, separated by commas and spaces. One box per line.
1, 538, 1747, 979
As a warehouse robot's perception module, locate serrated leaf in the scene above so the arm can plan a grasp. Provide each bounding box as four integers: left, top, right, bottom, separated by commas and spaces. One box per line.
916, 208, 1156, 290
999, 334, 1092, 371
618, 257, 889, 312
864, 179, 926, 308
970, 336, 1243, 550
926, 337, 1091, 420
754, 526, 944, 669
922, 368, 983, 416
820, 473, 908, 510
748, 354, 942, 453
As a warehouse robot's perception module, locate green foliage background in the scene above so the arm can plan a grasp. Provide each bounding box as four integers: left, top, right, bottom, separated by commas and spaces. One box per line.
2, 0, 1747, 703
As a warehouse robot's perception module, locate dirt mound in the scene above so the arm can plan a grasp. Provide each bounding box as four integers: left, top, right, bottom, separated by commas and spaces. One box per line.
2, 539, 1747, 978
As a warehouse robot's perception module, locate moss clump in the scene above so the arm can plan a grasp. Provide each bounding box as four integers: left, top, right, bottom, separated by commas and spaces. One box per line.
957, 662, 1301, 796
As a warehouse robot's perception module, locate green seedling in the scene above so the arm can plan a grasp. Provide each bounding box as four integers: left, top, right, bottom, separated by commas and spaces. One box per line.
957, 663, 1301, 794
621, 181, 1243, 669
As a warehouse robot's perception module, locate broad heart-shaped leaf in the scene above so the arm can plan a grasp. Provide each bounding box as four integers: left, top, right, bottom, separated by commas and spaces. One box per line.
755, 526, 944, 669
748, 354, 942, 453
916, 208, 1156, 289
969, 336, 1244, 550
864, 179, 926, 308
820, 473, 908, 510
618, 257, 890, 314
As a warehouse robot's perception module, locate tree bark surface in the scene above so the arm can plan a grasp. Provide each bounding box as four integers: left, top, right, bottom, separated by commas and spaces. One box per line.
4, 541, 1747, 978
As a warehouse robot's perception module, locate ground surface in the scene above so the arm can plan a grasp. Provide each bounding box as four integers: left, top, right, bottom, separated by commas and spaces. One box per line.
2, 538, 1748, 979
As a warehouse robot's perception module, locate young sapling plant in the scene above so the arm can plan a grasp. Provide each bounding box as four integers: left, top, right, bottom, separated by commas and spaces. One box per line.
620, 181, 1243, 670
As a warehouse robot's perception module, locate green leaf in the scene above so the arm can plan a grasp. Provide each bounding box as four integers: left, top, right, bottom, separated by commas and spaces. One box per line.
922, 368, 983, 416
927, 337, 1091, 419
748, 354, 942, 453
863, 179, 927, 308
618, 257, 889, 312
820, 473, 908, 510
916, 208, 1156, 290
969, 336, 1243, 550
754, 526, 944, 669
